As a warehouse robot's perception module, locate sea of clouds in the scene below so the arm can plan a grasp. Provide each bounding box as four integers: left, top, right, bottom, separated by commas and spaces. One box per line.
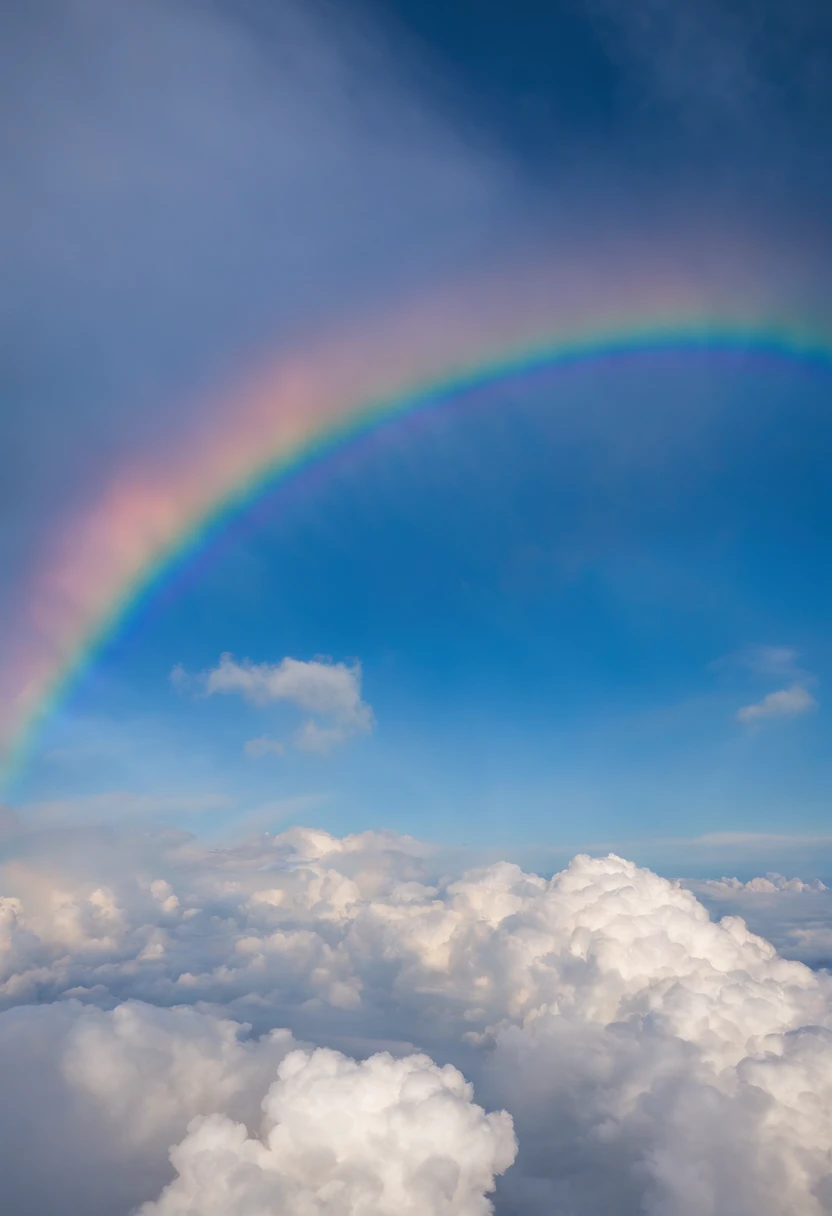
2, 823, 832, 1214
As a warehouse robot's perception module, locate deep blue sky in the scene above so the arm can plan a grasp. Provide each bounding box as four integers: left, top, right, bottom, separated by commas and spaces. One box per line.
4, 0, 832, 873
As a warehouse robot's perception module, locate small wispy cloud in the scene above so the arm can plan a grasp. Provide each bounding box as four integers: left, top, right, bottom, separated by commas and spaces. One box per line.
712, 644, 806, 680
739, 645, 805, 680
712, 645, 819, 725
736, 683, 818, 724
19, 790, 231, 828
175, 654, 374, 756
244, 736, 286, 759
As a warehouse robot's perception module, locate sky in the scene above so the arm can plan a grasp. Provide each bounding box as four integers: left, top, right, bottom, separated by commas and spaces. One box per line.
2, 0, 832, 870
3, 4, 832, 1212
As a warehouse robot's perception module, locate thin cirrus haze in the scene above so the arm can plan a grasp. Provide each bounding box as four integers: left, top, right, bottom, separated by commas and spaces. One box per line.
4, 0, 832, 1213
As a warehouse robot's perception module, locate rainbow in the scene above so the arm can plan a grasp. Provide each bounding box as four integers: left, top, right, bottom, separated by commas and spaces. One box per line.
4, 260, 832, 789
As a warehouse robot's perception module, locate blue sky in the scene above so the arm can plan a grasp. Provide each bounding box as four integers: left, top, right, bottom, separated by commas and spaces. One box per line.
17, 352, 832, 870
7, 9, 832, 1214
5, 0, 832, 875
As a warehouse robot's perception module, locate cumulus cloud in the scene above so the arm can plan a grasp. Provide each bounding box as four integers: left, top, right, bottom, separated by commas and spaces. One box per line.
0, 999, 300, 1216
736, 681, 818, 722
142, 1047, 515, 1216
4, 826, 832, 1212
180, 654, 374, 755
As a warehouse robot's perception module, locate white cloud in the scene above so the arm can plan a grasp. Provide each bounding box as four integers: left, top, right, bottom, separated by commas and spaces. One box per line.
141, 1047, 515, 1216
181, 654, 375, 755
736, 682, 818, 722
4, 827, 832, 1213
203, 655, 363, 716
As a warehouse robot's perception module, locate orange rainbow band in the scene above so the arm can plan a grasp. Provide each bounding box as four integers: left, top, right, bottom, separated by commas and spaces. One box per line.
4, 301, 832, 790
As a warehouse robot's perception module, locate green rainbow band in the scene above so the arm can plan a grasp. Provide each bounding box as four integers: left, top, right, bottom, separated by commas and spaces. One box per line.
6, 321, 832, 790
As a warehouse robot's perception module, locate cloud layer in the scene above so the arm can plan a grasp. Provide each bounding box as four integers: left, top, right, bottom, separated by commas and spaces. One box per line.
3, 824, 832, 1212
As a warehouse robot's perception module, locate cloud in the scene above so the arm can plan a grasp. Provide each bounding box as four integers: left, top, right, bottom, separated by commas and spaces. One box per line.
141, 1048, 515, 1216
204, 656, 369, 719
169, 664, 190, 693
687, 872, 832, 968
709, 645, 819, 723
292, 719, 355, 755
0, 999, 301, 1216
691, 831, 832, 848
183, 654, 374, 755
243, 736, 286, 759
695, 872, 827, 895
4, 826, 832, 1212
736, 681, 818, 722
742, 645, 803, 678
721, 644, 806, 680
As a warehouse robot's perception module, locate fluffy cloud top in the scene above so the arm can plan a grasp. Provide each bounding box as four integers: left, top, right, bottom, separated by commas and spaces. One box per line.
142, 1047, 515, 1216
3, 825, 832, 1213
